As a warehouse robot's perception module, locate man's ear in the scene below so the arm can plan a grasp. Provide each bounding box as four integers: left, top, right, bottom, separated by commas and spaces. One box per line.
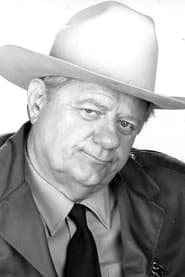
27, 78, 47, 124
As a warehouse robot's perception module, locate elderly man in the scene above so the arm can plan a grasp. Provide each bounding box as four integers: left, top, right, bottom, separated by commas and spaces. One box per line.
0, 1, 185, 277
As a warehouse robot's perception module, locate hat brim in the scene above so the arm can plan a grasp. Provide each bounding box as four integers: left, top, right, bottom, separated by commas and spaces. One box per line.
0, 45, 185, 109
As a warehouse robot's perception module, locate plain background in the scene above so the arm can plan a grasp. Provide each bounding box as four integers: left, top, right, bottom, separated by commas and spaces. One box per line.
0, 0, 185, 161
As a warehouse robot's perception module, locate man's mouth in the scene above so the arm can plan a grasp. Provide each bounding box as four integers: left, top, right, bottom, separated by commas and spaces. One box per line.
81, 150, 112, 164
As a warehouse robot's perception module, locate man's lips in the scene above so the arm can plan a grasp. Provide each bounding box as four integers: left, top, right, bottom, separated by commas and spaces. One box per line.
81, 150, 112, 164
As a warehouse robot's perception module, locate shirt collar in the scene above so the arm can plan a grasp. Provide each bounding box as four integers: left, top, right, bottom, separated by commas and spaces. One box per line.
81, 185, 114, 230
25, 148, 114, 235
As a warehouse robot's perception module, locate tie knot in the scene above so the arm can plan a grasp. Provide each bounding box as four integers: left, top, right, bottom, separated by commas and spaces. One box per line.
69, 204, 87, 228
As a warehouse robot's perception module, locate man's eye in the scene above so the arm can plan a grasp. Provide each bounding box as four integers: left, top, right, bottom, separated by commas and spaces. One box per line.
80, 108, 101, 120
120, 120, 130, 128
119, 120, 135, 134
84, 108, 96, 114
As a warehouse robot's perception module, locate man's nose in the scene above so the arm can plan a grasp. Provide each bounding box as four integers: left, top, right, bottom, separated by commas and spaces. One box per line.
93, 124, 120, 149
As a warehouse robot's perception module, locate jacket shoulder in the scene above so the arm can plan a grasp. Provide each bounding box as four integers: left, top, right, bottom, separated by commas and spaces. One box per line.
131, 148, 185, 174
0, 133, 14, 147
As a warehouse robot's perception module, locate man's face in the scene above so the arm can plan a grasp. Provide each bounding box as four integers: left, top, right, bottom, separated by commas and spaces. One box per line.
29, 79, 147, 200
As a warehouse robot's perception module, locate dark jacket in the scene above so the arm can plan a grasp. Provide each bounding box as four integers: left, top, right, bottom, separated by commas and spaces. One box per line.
0, 122, 185, 277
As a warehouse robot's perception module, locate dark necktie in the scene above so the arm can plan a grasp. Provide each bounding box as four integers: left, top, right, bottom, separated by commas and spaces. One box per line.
64, 203, 102, 277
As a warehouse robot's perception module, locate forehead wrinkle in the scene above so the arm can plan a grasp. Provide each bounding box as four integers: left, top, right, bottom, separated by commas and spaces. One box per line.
63, 79, 125, 104
75, 97, 114, 111
75, 85, 117, 108
76, 80, 121, 100
76, 98, 107, 109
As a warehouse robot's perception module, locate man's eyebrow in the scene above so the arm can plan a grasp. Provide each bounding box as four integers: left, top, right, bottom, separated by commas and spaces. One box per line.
75, 98, 111, 110
118, 113, 142, 126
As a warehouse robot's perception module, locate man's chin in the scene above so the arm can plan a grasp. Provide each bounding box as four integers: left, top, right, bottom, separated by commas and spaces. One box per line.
72, 170, 115, 190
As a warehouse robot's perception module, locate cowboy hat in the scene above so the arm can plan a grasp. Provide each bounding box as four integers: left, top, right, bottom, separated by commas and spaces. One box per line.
0, 1, 185, 109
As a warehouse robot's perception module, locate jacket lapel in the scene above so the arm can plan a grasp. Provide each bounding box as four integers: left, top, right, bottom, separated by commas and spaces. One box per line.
0, 122, 56, 277
116, 157, 165, 276
0, 182, 56, 277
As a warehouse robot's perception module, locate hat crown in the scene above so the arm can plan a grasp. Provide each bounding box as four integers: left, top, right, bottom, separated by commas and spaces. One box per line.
50, 1, 158, 91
